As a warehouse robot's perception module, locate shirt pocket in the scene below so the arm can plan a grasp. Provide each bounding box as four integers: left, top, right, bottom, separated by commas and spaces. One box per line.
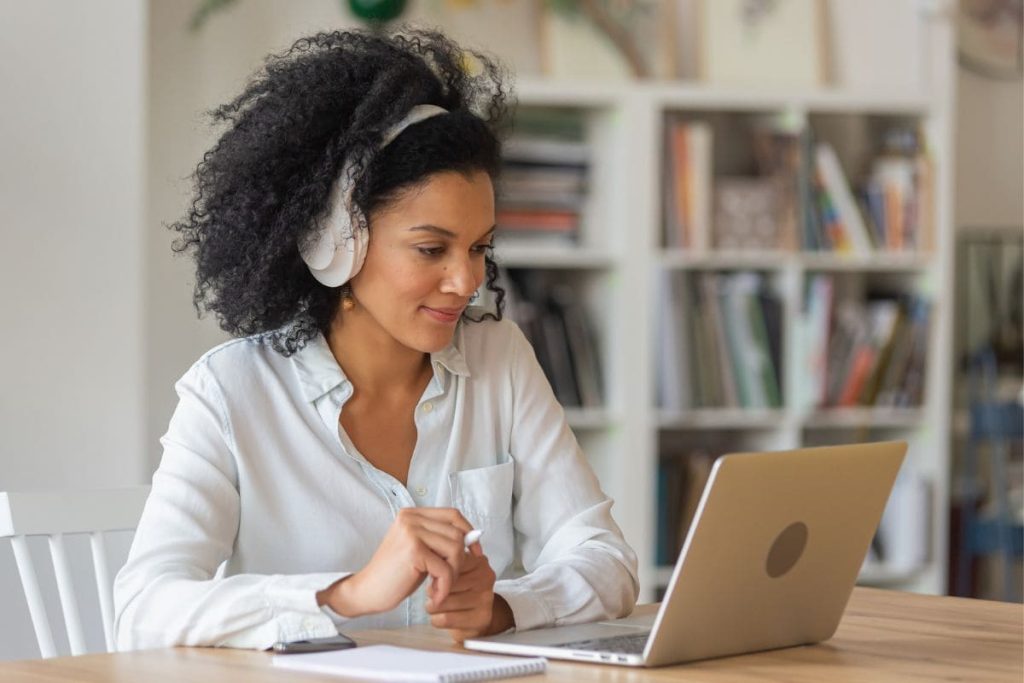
449, 460, 515, 578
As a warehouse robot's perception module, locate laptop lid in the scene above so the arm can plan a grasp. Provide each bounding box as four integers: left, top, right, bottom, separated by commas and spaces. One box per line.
465, 440, 907, 667
642, 440, 907, 666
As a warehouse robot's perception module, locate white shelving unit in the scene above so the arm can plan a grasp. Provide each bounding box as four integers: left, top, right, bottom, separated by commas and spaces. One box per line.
500, 7, 955, 600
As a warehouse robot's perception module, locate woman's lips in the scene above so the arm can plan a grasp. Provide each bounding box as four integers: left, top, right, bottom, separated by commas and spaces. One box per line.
421, 306, 463, 323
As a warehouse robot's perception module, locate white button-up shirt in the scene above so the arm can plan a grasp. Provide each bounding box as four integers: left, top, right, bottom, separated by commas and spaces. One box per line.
113, 317, 638, 650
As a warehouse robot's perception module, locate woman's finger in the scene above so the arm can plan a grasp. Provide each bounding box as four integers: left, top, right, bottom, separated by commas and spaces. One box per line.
415, 550, 455, 604
415, 517, 469, 546
426, 589, 489, 614
412, 526, 466, 574
430, 610, 489, 632
442, 560, 491, 595
409, 507, 473, 534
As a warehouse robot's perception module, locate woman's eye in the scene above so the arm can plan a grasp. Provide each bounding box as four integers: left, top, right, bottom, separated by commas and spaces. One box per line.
472, 243, 495, 255
417, 246, 445, 257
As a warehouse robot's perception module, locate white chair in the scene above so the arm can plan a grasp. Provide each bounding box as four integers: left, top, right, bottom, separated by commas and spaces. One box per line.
0, 487, 149, 657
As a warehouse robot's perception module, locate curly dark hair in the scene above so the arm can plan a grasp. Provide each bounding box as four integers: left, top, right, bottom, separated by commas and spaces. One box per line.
171, 28, 512, 355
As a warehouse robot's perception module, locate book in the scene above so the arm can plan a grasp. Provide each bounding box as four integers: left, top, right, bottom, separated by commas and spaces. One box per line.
716, 275, 759, 408
676, 451, 714, 552
815, 143, 874, 254
273, 644, 546, 682
552, 285, 604, 408
664, 119, 712, 250
700, 274, 739, 407
687, 122, 713, 251
666, 121, 690, 248
501, 270, 603, 409
802, 274, 834, 409
657, 270, 691, 411
746, 281, 783, 408
798, 127, 822, 251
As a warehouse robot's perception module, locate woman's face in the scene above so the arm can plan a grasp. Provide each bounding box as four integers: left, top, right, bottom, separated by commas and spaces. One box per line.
347, 169, 495, 354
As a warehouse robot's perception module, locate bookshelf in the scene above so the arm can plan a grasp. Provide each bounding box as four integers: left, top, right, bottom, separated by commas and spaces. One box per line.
495, 10, 954, 600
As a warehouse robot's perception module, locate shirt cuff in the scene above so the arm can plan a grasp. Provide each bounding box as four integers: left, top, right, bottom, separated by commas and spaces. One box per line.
264, 573, 351, 644
494, 579, 554, 633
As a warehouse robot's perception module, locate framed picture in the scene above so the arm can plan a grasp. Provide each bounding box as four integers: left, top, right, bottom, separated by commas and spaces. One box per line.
539, 0, 677, 80
699, 0, 827, 87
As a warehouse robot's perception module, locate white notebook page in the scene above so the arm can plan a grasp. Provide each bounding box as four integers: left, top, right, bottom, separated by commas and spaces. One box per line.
272, 644, 546, 682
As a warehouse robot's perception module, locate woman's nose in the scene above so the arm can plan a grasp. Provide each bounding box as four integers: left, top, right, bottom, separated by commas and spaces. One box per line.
442, 256, 480, 296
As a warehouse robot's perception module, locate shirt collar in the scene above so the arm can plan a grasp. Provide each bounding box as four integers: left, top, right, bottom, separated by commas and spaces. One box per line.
430, 324, 471, 379
292, 327, 471, 404
292, 332, 349, 403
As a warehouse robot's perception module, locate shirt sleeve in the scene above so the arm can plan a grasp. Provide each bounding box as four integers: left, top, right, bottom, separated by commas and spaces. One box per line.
493, 324, 640, 632
113, 360, 349, 651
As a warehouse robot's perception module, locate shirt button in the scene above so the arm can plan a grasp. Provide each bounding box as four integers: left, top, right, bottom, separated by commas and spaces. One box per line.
414, 486, 427, 497
421, 402, 433, 413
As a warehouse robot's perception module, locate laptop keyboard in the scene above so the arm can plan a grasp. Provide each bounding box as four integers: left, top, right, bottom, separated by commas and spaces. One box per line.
552, 632, 650, 654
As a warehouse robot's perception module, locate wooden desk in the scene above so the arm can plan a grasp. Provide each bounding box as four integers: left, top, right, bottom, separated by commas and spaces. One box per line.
1, 588, 1020, 682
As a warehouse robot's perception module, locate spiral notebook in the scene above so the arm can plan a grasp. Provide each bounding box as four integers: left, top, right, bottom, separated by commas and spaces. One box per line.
271, 644, 546, 682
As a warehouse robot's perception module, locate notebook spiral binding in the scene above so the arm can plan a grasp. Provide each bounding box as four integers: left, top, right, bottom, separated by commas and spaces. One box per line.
440, 658, 546, 682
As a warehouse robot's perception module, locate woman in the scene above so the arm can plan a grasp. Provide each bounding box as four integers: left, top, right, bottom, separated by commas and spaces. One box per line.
113, 28, 638, 650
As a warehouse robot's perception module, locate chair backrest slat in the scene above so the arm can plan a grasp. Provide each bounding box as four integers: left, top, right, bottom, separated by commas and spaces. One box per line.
2, 487, 149, 657
10, 535, 57, 658
48, 534, 88, 656
89, 532, 115, 652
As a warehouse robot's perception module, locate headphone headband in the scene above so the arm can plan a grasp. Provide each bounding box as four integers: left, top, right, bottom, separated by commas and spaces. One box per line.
299, 104, 449, 286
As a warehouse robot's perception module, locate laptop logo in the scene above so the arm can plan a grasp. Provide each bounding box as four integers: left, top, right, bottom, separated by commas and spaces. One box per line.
766, 522, 808, 578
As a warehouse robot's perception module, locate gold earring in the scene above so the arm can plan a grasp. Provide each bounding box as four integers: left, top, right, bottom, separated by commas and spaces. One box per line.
341, 286, 355, 312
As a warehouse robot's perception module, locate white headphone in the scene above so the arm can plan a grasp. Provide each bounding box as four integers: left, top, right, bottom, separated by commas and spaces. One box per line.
299, 104, 449, 287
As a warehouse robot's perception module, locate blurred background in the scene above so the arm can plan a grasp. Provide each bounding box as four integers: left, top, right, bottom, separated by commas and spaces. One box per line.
1, 0, 1021, 660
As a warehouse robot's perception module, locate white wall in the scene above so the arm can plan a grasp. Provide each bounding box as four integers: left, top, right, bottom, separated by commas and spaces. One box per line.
0, 0, 146, 660
955, 69, 1024, 229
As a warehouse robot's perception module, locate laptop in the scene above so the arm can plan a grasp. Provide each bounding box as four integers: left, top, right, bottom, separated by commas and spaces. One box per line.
465, 440, 907, 667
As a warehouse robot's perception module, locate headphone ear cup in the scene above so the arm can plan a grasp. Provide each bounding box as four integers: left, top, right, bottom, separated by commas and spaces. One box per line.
306, 226, 369, 287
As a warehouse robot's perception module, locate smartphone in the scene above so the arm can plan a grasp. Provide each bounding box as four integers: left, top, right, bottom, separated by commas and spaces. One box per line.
272, 633, 358, 654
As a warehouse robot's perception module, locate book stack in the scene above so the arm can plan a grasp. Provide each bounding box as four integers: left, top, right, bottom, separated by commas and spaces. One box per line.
658, 271, 783, 411
502, 269, 603, 409
663, 118, 712, 250
803, 127, 934, 253
802, 274, 932, 410
861, 128, 934, 252
497, 109, 589, 246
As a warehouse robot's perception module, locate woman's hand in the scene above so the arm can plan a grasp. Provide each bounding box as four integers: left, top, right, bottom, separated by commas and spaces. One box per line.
425, 543, 515, 643
318, 507, 472, 617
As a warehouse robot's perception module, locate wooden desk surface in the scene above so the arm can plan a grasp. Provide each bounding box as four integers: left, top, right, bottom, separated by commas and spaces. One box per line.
1, 588, 1020, 682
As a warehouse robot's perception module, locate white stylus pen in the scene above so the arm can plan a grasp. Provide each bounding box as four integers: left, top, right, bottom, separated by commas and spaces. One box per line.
463, 529, 483, 549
